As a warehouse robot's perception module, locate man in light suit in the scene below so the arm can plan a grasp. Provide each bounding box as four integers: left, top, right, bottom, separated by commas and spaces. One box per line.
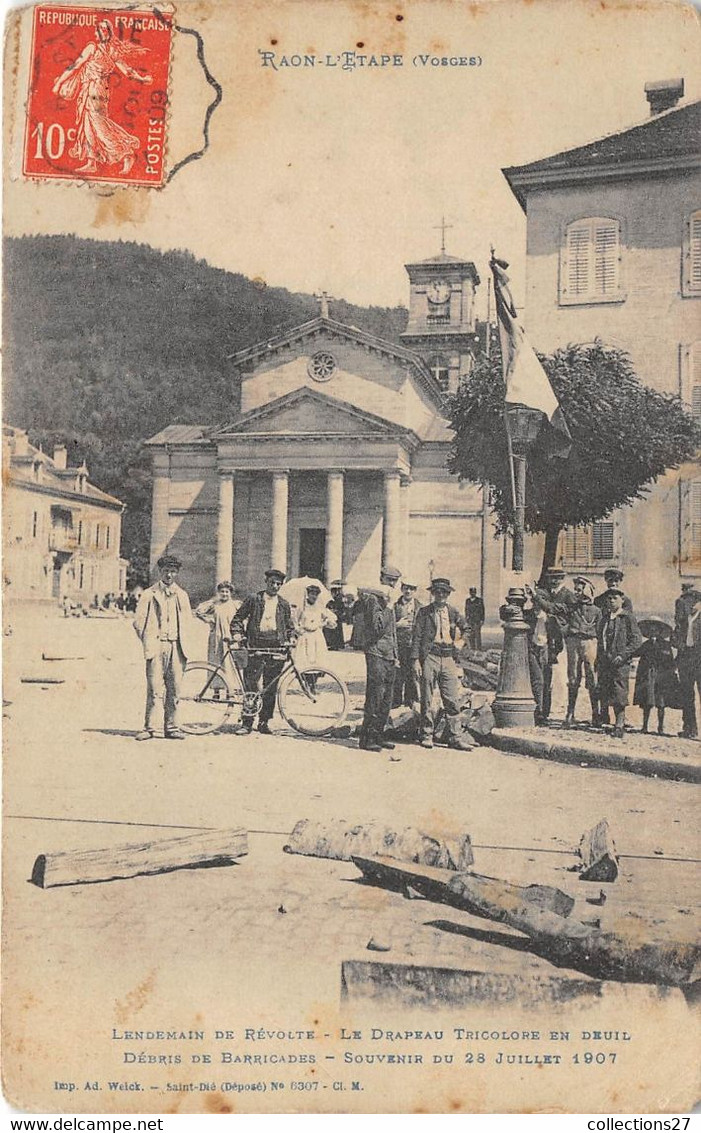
133, 554, 198, 740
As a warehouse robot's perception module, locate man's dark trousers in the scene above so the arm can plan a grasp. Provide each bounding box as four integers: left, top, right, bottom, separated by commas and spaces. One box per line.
361, 654, 395, 745
678, 644, 700, 737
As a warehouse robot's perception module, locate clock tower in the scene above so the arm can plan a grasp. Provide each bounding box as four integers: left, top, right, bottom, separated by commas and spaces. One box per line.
400, 249, 480, 395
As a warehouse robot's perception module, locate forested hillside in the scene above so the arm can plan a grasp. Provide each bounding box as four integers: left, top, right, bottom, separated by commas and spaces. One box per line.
3, 235, 408, 581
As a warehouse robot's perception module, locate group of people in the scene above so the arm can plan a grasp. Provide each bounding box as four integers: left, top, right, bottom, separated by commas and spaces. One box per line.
524, 567, 701, 740
130, 555, 481, 749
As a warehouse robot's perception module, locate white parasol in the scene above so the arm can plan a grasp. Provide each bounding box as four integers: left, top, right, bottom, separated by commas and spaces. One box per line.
279, 576, 332, 609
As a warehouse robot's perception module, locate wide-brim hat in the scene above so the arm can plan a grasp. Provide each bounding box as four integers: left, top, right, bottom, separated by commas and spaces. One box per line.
429, 577, 454, 593
638, 618, 672, 640
265, 568, 286, 581
157, 554, 182, 570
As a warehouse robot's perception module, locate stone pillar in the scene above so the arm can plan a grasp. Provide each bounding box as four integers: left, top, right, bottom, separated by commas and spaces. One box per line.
399, 474, 411, 574
271, 471, 289, 573
215, 472, 235, 585
325, 470, 344, 582
149, 454, 170, 575
382, 469, 402, 569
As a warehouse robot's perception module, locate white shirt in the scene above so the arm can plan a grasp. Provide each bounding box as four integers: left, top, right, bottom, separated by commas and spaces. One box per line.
260, 593, 279, 633
436, 606, 451, 643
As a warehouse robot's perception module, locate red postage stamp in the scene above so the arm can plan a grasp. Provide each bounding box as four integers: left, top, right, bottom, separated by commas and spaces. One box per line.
23, 5, 173, 187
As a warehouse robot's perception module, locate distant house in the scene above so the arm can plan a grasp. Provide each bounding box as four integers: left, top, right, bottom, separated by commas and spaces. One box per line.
3, 426, 127, 602
503, 80, 700, 613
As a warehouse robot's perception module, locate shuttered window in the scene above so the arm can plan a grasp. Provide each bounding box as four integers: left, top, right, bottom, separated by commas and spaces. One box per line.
691, 482, 701, 565
680, 478, 701, 571
683, 210, 701, 296
560, 218, 623, 305
562, 522, 617, 566
679, 341, 701, 421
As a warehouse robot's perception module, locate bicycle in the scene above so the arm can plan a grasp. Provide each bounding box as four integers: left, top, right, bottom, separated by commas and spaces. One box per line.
178, 641, 349, 737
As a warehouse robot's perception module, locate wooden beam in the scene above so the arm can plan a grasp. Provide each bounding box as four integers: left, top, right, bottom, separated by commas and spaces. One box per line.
352, 856, 700, 988
579, 819, 619, 882
352, 855, 574, 918
31, 828, 248, 888
284, 819, 474, 870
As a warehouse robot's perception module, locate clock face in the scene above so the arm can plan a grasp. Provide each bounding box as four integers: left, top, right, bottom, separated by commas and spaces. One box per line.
427, 279, 451, 305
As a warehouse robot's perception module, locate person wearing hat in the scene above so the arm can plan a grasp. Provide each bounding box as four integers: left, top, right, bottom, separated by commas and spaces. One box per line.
324, 579, 348, 652
357, 565, 402, 752
132, 554, 198, 740
230, 568, 295, 734
561, 575, 602, 727
532, 567, 577, 722
464, 587, 486, 652
673, 582, 701, 739
596, 588, 643, 739
393, 579, 423, 707
594, 569, 634, 614
411, 578, 475, 751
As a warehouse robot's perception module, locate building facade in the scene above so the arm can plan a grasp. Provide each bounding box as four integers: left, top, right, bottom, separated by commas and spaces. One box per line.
146, 253, 506, 609
503, 83, 701, 615
3, 426, 127, 602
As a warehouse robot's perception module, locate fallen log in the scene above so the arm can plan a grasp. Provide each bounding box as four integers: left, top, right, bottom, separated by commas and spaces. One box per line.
285, 819, 474, 870
31, 827, 248, 888
351, 856, 700, 988
353, 855, 574, 918
578, 818, 619, 882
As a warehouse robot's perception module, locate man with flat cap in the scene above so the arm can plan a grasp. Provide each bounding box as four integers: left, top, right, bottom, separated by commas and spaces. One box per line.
596, 587, 642, 739
358, 564, 402, 751
532, 566, 577, 722
393, 578, 423, 707
231, 568, 295, 734
673, 581, 701, 739
133, 553, 198, 740
594, 568, 634, 613
411, 577, 475, 751
563, 575, 601, 726
464, 587, 485, 652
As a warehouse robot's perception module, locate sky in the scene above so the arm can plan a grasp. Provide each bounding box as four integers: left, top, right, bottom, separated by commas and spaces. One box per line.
4, 0, 700, 318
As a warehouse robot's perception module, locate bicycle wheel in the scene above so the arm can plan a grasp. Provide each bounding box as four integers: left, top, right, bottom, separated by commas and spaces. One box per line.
179, 663, 232, 735
277, 667, 349, 736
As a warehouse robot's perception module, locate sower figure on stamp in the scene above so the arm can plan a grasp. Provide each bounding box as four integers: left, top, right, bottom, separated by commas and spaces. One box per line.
411, 577, 475, 751
533, 567, 576, 723
393, 579, 422, 707
133, 554, 198, 741
230, 568, 295, 735
596, 588, 643, 739
464, 587, 485, 652
358, 565, 402, 752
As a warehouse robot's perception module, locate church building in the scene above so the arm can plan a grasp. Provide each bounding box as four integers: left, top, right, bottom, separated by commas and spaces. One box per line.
145, 248, 504, 608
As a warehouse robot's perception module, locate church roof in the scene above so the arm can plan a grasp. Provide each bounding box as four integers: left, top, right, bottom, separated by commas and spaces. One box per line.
229, 314, 444, 402
503, 98, 701, 210
145, 424, 209, 446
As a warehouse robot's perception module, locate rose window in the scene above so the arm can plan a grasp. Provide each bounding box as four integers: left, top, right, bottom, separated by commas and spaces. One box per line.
308, 351, 337, 382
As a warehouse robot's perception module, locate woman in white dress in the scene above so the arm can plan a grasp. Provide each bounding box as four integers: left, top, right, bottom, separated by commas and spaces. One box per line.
195, 582, 241, 685
293, 585, 337, 673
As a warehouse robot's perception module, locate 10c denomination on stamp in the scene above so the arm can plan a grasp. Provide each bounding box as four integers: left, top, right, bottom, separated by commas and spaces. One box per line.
23, 6, 173, 187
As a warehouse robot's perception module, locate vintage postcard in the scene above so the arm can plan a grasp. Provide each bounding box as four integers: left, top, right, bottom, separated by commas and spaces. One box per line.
2, 0, 700, 1116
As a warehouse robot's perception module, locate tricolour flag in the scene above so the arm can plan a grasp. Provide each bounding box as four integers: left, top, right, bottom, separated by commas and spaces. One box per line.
491, 253, 571, 459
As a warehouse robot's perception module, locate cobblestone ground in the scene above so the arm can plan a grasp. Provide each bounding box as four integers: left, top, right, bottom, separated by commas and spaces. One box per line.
2, 606, 699, 1112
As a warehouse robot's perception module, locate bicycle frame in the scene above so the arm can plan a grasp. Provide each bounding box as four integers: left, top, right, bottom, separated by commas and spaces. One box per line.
197, 643, 318, 705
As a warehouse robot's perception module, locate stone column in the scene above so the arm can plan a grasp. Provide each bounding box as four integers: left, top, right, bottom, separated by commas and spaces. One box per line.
271, 471, 289, 573
215, 472, 235, 585
382, 469, 402, 569
325, 470, 344, 582
399, 474, 411, 574
149, 454, 170, 575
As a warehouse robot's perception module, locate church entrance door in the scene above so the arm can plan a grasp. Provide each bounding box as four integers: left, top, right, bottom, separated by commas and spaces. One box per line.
299, 528, 326, 581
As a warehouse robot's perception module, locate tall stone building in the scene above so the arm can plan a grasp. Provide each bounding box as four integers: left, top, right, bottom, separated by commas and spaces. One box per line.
146, 250, 505, 607
3, 426, 127, 602
503, 81, 701, 614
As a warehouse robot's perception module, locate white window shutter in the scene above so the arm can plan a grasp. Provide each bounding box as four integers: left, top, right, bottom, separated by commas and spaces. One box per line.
566, 223, 591, 297
692, 481, 701, 566
691, 212, 701, 293
692, 342, 701, 421
594, 221, 619, 294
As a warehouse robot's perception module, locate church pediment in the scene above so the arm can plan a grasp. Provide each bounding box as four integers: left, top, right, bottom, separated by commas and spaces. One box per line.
209, 387, 417, 441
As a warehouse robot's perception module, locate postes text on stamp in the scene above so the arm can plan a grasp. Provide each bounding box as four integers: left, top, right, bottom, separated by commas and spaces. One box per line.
23, 6, 173, 187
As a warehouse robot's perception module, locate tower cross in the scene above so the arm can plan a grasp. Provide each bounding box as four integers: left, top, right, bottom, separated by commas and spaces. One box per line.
433, 215, 453, 254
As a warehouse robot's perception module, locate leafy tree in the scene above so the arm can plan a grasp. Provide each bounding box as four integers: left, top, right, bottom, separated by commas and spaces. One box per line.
448, 341, 701, 574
